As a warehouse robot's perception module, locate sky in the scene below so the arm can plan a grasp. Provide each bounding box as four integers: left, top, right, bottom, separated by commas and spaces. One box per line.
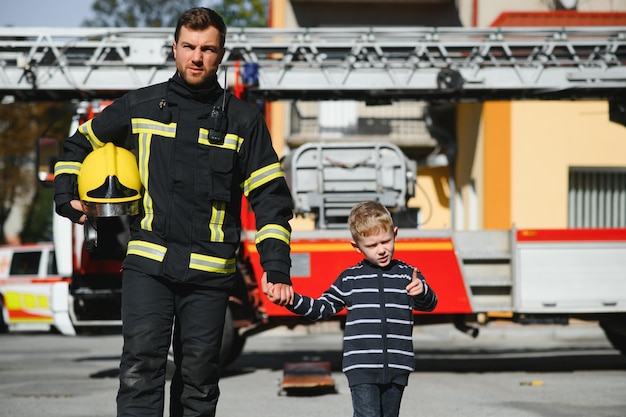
1, 0, 219, 28
2, 1, 94, 27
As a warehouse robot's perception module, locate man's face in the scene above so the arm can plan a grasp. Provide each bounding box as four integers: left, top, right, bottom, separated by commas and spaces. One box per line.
351, 226, 397, 268
173, 25, 225, 86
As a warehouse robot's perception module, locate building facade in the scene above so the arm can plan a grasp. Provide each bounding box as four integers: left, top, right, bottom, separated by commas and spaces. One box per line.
267, 0, 626, 231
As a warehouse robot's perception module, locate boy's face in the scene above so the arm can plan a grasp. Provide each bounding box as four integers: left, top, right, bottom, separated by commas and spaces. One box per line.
351, 226, 398, 268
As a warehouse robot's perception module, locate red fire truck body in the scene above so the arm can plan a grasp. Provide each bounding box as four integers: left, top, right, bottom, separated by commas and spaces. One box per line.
245, 224, 626, 321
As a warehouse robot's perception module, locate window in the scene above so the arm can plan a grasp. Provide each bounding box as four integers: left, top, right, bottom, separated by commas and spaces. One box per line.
9, 251, 41, 276
568, 168, 626, 228
47, 251, 58, 275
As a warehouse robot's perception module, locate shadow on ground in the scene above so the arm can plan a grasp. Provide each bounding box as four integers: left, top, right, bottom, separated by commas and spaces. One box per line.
224, 345, 626, 376
86, 345, 626, 380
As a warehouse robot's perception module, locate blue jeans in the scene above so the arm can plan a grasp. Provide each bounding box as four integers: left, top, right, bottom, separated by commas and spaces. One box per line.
350, 382, 405, 417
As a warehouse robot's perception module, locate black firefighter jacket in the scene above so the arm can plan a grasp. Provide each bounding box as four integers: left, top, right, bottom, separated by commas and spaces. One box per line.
54, 74, 294, 288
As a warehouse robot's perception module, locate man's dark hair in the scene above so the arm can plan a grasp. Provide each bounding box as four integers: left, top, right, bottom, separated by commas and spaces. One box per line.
174, 7, 227, 47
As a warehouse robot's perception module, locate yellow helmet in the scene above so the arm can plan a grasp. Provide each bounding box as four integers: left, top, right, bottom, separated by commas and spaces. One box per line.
78, 143, 142, 217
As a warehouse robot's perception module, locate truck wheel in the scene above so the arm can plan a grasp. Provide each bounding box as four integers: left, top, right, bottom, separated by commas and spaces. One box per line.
220, 306, 246, 368
0, 305, 8, 333
600, 315, 626, 355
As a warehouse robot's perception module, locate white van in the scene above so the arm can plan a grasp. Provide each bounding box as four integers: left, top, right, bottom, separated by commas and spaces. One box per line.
0, 242, 72, 334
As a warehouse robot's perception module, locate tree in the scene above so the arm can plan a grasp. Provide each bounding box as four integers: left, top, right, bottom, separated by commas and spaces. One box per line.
214, 0, 268, 28
83, 0, 269, 28
0, 102, 72, 243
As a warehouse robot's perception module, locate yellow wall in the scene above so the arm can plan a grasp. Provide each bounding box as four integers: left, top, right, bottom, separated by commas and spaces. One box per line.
449, 100, 626, 231
511, 100, 626, 228
456, 102, 483, 230
483, 101, 512, 229
268, 0, 287, 157
411, 167, 451, 229
414, 102, 484, 231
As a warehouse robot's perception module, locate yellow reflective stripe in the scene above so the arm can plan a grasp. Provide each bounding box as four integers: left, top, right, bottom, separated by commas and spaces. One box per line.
137, 132, 154, 230
209, 202, 226, 242
242, 162, 284, 197
198, 131, 243, 151
130, 118, 175, 231
54, 160, 81, 176
78, 119, 106, 149
255, 224, 291, 245
189, 253, 236, 274
132, 118, 177, 137
126, 240, 166, 262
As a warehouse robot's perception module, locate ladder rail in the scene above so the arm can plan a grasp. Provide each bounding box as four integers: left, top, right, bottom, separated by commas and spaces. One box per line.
1, 26, 625, 100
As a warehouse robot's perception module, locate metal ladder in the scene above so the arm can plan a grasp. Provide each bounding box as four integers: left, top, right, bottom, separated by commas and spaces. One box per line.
1, 26, 625, 100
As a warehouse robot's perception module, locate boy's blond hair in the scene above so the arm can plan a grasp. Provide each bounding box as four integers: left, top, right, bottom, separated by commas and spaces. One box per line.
348, 201, 394, 240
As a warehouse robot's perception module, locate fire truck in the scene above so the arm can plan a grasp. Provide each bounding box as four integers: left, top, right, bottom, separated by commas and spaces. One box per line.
1, 26, 626, 363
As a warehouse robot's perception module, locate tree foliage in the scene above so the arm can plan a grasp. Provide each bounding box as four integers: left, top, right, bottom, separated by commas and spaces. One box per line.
0, 102, 72, 243
83, 0, 269, 28
213, 0, 268, 28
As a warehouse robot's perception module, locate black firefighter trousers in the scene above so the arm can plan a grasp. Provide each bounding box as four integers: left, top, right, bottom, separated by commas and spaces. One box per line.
116, 269, 229, 417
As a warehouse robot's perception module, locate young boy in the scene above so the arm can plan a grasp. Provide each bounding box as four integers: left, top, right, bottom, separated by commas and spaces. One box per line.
264, 200, 438, 417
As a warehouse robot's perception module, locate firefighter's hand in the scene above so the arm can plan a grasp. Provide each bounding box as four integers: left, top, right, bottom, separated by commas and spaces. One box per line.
261, 273, 294, 306
70, 200, 87, 223
58, 200, 86, 224
406, 268, 425, 296
261, 273, 277, 303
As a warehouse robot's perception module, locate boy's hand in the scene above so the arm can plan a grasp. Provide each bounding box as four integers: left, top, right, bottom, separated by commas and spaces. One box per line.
406, 268, 425, 296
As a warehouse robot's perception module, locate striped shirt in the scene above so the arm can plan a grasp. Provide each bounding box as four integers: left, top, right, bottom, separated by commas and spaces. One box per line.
288, 259, 437, 386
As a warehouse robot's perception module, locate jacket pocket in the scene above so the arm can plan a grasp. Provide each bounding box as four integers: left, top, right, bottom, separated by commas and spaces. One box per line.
207, 147, 235, 202
197, 143, 236, 202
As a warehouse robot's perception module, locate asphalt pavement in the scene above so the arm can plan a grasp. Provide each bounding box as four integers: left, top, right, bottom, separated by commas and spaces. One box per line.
0, 320, 624, 417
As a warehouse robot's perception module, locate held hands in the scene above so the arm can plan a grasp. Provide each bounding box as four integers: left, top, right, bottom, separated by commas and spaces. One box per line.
406, 268, 425, 296
261, 272, 294, 306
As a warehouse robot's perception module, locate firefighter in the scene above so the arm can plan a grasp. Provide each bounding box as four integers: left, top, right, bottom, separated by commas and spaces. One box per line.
53, 7, 294, 417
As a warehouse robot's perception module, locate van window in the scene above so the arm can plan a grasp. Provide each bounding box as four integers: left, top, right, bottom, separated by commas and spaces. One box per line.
9, 251, 41, 276
47, 251, 58, 275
